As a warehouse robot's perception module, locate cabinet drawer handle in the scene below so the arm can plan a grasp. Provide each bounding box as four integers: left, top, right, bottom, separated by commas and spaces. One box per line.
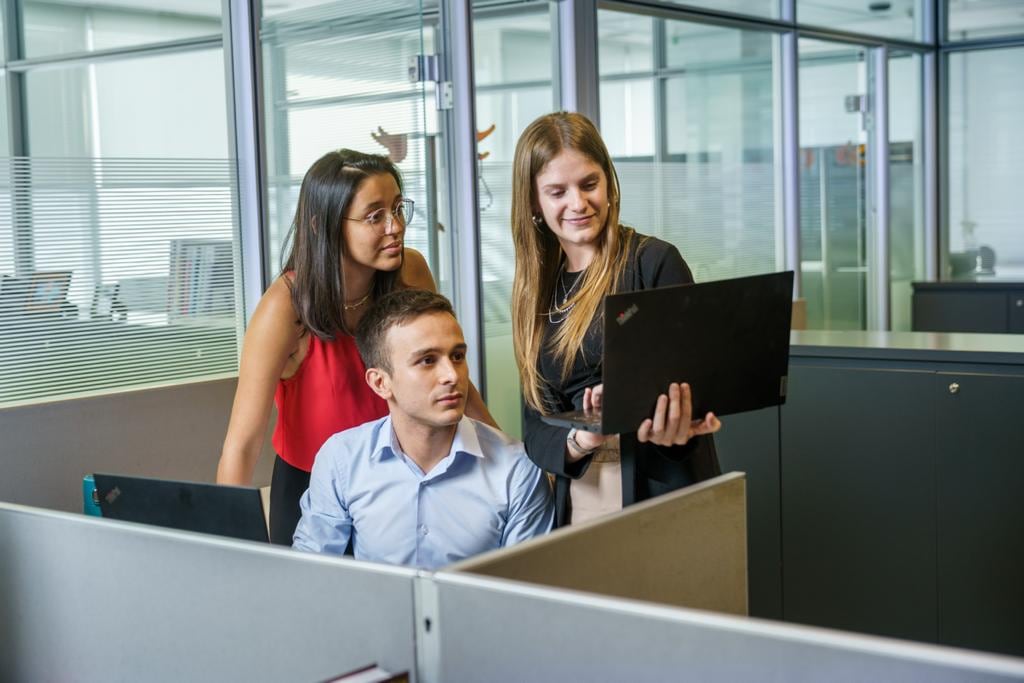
949, 382, 960, 394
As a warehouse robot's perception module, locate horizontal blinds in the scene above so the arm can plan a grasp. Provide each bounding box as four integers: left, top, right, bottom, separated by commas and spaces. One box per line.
0, 157, 242, 407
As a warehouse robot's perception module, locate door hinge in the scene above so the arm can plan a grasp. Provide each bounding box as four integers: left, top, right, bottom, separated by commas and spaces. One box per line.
409, 54, 452, 111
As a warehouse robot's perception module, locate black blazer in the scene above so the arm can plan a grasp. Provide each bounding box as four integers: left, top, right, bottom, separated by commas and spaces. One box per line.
522, 233, 722, 527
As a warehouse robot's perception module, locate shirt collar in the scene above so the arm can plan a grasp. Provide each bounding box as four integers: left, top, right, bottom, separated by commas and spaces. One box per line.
370, 415, 485, 462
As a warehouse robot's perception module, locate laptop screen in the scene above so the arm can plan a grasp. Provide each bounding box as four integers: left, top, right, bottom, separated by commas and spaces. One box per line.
92, 473, 269, 543
599, 270, 794, 434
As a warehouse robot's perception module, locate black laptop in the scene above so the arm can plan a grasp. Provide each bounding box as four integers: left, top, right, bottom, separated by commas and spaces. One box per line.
541, 271, 794, 434
92, 473, 269, 543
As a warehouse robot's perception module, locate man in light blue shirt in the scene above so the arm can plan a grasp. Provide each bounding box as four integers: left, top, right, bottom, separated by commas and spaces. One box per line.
293, 289, 554, 569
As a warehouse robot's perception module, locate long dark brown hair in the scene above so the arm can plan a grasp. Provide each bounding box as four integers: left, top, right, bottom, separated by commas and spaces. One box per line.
282, 149, 403, 340
511, 112, 637, 414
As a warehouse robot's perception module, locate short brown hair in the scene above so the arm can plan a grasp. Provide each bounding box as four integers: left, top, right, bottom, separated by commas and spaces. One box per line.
356, 289, 456, 372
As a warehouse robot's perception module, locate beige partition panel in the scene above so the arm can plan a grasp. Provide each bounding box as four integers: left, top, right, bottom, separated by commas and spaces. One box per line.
450, 472, 747, 615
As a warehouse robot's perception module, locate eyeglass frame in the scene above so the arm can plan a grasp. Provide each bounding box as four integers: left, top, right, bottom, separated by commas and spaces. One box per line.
344, 198, 415, 234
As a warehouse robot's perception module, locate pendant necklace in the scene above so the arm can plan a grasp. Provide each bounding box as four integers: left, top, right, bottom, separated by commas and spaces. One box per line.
343, 289, 372, 311
547, 267, 584, 325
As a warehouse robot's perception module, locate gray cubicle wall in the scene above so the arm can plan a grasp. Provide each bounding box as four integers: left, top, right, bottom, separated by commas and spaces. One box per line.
0, 378, 275, 513
0, 504, 418, 682
427, 572, 1024, 683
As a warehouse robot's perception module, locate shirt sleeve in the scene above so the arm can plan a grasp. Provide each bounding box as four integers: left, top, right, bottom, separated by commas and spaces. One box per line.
292, 437, 353, 555
522, 398, 593, 480
639, 238, 695, 288
501, 451, 556, 547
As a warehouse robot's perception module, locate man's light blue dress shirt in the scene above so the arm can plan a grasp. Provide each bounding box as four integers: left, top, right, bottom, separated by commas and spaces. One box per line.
293, 415, 554, 570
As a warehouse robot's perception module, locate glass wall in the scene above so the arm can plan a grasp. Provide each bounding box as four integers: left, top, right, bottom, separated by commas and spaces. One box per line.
475, 3, 556, 436
798, 0, 924, 41
598, 9, 780, 286
888, 51, 925, 330
0, 4, 237, 407
259, 1, 436, 284
946, 46, 1024, 280
797, 39, 875, 330
946, 0, 1024, 41
22, 0, 221, 58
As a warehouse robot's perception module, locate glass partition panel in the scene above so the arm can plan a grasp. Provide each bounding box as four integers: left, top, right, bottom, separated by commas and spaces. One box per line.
946, 46, 1024, 281
888, 51, 925, 330
658, 1, 778, 20
598, 11, 653, 77
798, 39, 869, 330
260, 1, 436, 285
475, 4, 555, 436
599, 9, 779, 286
798, 0, 924, 42
946, 0, 1024, 41
22, 1, 221, 59
1, 48, 238, 407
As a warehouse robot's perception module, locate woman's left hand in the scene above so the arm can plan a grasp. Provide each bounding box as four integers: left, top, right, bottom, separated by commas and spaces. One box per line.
637, 382, 721, 446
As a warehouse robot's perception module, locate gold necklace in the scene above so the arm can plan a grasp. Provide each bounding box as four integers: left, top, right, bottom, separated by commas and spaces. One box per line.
343, 290, 372, 311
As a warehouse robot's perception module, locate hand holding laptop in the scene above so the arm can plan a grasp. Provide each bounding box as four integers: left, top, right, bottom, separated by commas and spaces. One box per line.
568, 382, 722, 460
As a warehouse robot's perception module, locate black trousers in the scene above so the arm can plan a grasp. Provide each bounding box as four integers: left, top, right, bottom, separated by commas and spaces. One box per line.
269, 455, 310, 546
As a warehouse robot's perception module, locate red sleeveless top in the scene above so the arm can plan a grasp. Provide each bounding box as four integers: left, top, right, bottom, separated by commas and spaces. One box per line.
272, 332, 388, 472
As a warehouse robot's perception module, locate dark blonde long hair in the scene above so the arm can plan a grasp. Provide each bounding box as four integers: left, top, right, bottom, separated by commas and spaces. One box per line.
511, 112, 637, 414
282, 149, 403, 340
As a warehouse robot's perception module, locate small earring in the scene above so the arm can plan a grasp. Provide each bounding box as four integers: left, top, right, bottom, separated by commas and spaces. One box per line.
532, 214, 544, 227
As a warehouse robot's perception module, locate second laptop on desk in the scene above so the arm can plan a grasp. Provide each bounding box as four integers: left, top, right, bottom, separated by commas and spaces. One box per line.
542, 270, 794, 435
92, 473, 269, 543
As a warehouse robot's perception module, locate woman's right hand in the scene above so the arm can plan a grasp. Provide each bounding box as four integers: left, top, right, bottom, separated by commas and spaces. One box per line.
565, 385, 609, 461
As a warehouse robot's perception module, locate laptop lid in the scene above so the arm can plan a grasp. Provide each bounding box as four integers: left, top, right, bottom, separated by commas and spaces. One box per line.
542, 271, 793, 434
92, 473, 269, 543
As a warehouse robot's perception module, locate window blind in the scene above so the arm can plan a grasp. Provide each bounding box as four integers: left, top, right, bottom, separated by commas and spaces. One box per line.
0, 157, 242, 407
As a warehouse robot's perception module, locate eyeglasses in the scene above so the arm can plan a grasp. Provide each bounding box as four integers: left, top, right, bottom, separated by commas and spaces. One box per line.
345, 198, 415, 234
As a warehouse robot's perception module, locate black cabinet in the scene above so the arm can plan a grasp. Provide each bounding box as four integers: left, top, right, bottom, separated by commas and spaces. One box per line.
913, 282, 1024, 334
782, 365, 938, 642
934, 371, 1024, 655
715, 407, 781, 620
720, 339, 1024, 657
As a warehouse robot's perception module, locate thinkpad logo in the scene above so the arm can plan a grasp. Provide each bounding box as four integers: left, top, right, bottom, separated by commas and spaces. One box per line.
616, 303, 639, 325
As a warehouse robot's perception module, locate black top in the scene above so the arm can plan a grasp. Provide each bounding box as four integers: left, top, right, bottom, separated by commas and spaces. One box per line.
522, 233, 720, 527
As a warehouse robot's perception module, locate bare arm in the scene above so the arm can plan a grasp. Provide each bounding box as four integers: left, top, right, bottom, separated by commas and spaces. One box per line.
216, 278, 304, 485
402, 247, 499, 429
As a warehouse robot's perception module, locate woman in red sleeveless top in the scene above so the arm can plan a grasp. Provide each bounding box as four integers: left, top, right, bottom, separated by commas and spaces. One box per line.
217, 150, 495, 544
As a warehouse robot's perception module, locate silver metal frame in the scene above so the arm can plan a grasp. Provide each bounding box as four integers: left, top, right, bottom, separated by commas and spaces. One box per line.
223, 0, 268, 325
922, 50, 939, 281
2, 0, 30, 278
780, 16, 802, 298
5, 35, 222, 72
868, 45, 891, 330
439, 0, 486, 391
558, 0, 600, 122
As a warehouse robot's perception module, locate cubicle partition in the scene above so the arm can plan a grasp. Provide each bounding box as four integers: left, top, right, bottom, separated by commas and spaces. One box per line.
426, 571, 1024, 682
450, 472, 748, 615
0, 503, 418, 682
4, 485, 1024, 682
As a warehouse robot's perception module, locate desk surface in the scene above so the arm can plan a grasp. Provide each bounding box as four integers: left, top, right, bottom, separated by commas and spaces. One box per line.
791, 330, 1024, 365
